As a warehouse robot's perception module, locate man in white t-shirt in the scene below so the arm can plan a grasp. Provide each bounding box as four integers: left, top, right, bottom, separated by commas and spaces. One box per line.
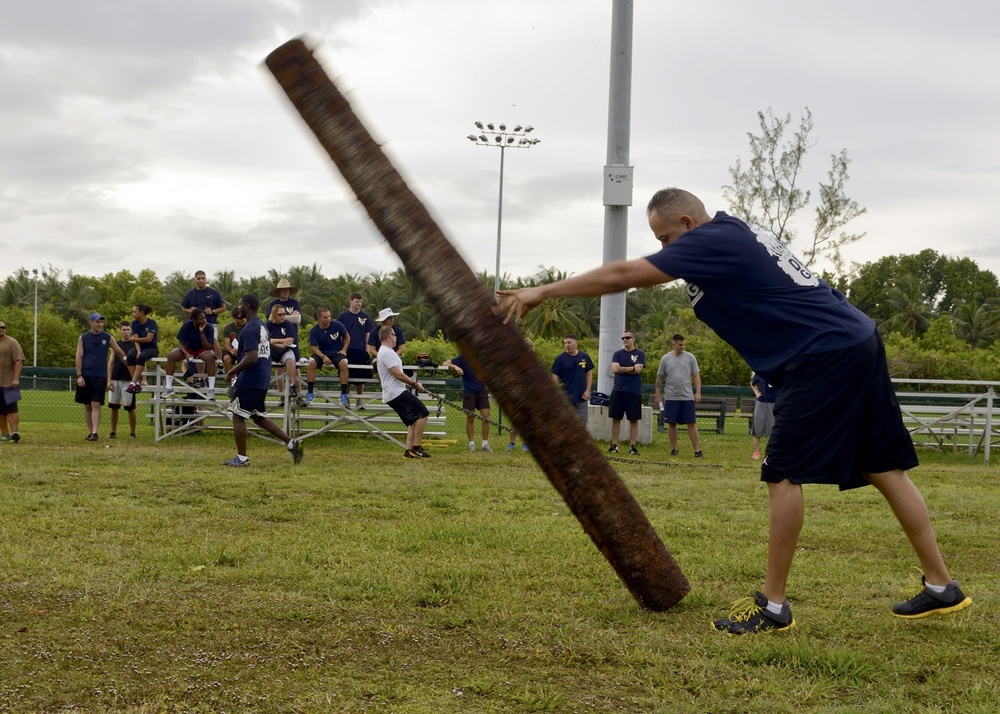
376, 325, 431, 459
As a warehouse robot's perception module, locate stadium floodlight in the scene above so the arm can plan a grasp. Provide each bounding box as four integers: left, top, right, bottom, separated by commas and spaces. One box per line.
465, 121, 541, 299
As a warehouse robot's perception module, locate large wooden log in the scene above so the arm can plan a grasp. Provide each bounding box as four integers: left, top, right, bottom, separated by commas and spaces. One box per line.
265, 38, 689, 611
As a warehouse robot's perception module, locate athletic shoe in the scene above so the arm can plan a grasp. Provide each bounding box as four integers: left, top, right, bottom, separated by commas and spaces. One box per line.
412, 446, 432, 459
712, 591, 795, 635
481, 443, 493, 452
221, 455, 250, 467
629, 445, 639, 456
276, 398, 285, 409
108, 432, 116, 439
505, 443, 516, 451
522, 444, 529, 452
125, 383, 137, 394
670, 449, 679, 456
11, 432, 19, 443
752, 451, 761, 460
129, 433, 136, 439
295, 395, 306, 408
469, 442, 476, 452
339, 393, 350, 406
0, 434, 11, 441
891, 577, 972, 619
161, 387, 174, 397
305, 392, 315, 404
404, 448, 418, 458
86, 433, 98, 442
694, 450, 704, 458
288, 439, 304, 465
132, 383, 143, 394
608, 444, 619, 454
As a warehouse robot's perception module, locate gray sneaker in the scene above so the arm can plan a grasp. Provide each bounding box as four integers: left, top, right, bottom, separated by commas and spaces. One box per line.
891, 577, 972, 619
221, 456, 250, 467
712, 591, 795, 635
0, 434, 11, 442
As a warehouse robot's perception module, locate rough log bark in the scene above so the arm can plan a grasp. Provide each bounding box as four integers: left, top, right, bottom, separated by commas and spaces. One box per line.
265, 38, 689, 611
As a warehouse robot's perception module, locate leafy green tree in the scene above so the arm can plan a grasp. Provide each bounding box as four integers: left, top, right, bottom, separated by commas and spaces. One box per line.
951, 301, 999, 349
723, 107, 866, 274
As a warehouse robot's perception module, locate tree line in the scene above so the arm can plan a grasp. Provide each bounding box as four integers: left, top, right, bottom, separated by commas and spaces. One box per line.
3, 250, 1000, 385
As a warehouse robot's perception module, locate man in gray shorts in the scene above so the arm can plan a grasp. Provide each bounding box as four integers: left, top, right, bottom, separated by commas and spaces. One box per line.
654, 333, 702, 457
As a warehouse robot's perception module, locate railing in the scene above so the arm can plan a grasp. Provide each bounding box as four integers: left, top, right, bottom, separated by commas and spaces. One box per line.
892, 378, 1000, 464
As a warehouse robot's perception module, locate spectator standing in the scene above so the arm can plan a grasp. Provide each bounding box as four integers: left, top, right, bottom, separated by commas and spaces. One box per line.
551, 334, 594, 424
265, 278, 303, 325
0, 319, 24, 442
608, 331, 645, 456
181, 270, 226, 324
750, 371, 777, 460
107, 322, 137, 439
337, 292, 374, 406
443, 353, 492, 452
654, 333, 703, 458
76, 313, 128, 441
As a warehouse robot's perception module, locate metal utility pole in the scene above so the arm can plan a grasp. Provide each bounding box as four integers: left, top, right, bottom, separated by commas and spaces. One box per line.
597, 0, 634, 394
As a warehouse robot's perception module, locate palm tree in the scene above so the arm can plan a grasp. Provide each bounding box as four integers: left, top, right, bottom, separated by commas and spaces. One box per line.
952, 300, 999, 348
880, 273, 935, 338
57, 273, 99, 325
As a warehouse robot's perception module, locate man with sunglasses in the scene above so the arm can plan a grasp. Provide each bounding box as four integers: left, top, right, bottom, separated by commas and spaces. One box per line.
608, 331, 645, 455
0, 321, 24, 442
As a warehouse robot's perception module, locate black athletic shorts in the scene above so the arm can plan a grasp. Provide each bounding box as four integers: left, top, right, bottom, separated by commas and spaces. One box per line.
463, 391, 490, 411
346, 348, 372, 381
75, 376, 107, 405
608, 391, 642, 421
387, 391, 429, 427
761, 330, 918, 491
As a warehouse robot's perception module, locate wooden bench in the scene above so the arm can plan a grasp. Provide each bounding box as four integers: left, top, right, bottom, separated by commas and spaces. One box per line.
650, 396, 732, 435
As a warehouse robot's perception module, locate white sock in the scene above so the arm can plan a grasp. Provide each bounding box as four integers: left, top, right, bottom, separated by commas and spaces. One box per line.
766, 600, 785, 614
208, 376, 216, 389
925, 581, 947, 594
235, 454, 248, 462
165, 375, 173, 389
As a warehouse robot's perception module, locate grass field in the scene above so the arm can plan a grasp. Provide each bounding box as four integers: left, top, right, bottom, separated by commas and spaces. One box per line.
1, 403, 997, 713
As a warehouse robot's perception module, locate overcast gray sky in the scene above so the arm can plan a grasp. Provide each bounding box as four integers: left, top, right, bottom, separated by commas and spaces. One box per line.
2, 0, 998, 288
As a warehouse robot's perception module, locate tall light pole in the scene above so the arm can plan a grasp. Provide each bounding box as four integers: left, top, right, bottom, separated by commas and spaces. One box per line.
32, 269, 41, 368
468, 122, 540, 298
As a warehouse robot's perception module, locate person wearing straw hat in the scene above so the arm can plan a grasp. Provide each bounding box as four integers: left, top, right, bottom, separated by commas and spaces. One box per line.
367, 307, 405, 362
265, 278, 302, 326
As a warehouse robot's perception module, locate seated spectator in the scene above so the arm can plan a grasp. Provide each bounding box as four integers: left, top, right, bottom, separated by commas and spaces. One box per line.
162, 309, 220, 398
220, 305, 248, 373
126, 304, 158, 394
267, 304, 302, 408
305, 307, 351, 406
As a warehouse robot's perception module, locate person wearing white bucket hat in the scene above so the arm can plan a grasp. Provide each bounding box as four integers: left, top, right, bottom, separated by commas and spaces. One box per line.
367, 307, 405, 362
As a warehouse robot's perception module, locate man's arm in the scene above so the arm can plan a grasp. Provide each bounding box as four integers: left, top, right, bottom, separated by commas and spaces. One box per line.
499, 258, 673, 323
583, 369, 592, 401
11, 353, 22, 387
388, 363, 425, 392
693, 372, 702, 403
442, 358, 463, 376
75, 337, 84, 384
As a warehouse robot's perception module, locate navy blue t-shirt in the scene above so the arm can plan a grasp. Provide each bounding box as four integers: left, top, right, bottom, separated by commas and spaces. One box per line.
181, 287, 226, 323
266, 320, 300, 362
130, 318, 158, 353
644, 212, 874, 386
551, 350, 594, 404
368, 324, 405, 352
177, 320, 217, 352
752, 373, 778, 403
236, 317, 272, 390
450, 354, 486, 394
611, 348, 645, 394
337, 310, 373, 351
310, 320, 348, 356
266, 298, 302, 318
80, 331, 114, 378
